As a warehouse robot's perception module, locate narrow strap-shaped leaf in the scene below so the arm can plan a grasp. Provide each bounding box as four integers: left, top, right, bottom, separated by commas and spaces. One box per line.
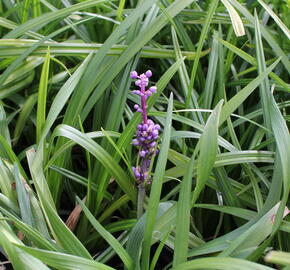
15, 246, 115, 270
269, 92, 290, 233
4, 0, 109, 38
0, 206, 58, 251
26, 148, 91, 259
0, 215, 50, 270
219, 58, 280, 125
36, 48, 50, 144
141, 93, 173, 270
173, 153, 195, 266
77, 197, 133, 270
227, 0, 290, 73
14, 163, 35, 227
39, 52, 93, 143
192, 100, 223, 204
173, 257, 275, 270
0, 101, 11, 145
265, 251, 290, 266
254, 11, 271, 139
50, 125, 137, 202
257, 0, 290, 39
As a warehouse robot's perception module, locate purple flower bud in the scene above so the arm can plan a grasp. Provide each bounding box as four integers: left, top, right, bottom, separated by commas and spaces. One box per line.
140, 151, 146, 157
144, 159, 151, 168
138, 124, 142, 130
149, 86, 157, 93
152, 130, 159, 136
132, 90, 140, 95
146, 91, 152, 96
149, 141, 156, 148
154, 124, 161, 130
130, 71, 138, 79
134, 104, 139, 110
132, 167, 141, 179
137, 108, 142, 113
135, 80, 141, 86
145, 70, 152, 78
142, 124, 148, 131
132, 139, 139, 145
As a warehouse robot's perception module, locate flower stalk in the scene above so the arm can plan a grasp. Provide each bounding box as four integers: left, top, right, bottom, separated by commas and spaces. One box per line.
130, 70, 159, 218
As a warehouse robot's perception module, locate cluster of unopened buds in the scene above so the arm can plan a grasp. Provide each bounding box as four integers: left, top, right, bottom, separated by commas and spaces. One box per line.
130, 70, 159, 184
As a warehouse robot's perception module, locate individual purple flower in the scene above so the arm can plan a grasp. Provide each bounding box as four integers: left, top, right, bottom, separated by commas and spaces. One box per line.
130, 70, 159, 184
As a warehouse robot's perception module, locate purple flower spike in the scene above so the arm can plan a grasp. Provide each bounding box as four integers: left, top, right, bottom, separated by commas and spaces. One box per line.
131, 70, 159, 185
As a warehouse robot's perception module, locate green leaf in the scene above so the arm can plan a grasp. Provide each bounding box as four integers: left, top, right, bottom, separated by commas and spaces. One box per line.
0, 101, 11, 145
76, 197, 133, 269
13, 93, 37, 145
265, 251, 290, 266
0, 215, 50, 270
0, 206, 57, 251
16, 246, 116, 270
39, 52, 93, 143
257, 0, 290, 39
203, 34, 219, 109
227, 0, 290, 73
173, 153, 195, 266
5, 0, 109, 38
188, 0, 219, 109
13, 163, 34, 227
219, 58, 280, 125
269, 91, 290, 233
0, 39, 207, 60
141, 93, 173, 270
254, 11, 271, 138
173, 257, 275, 270
36, 47, 50, 144
127, 202, 174, 270
26, 148, 91, 259
192, 100, 223, 204
188, 203, 282, 257
0, 135, 28, 179
50, 125, 137, 202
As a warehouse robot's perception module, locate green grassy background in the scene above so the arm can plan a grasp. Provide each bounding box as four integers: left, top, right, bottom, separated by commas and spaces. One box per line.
0, 0, 289, 269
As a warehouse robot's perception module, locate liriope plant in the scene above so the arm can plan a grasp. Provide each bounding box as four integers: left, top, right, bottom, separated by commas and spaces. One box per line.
0, 0, 289, 270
